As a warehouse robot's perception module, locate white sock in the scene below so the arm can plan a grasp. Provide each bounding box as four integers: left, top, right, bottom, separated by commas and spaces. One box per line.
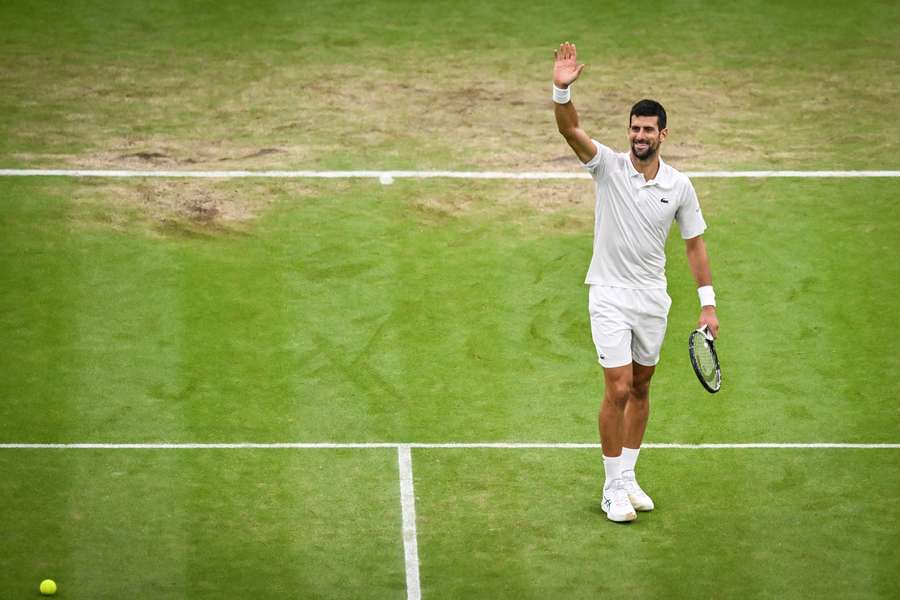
602, 454, 622, 489
621, 446, 640, 476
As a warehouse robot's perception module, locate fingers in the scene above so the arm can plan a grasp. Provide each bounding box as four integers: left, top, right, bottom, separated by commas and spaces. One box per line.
555, 42, 578, 62
698, 317, 719, 339
555, 43, 566, 62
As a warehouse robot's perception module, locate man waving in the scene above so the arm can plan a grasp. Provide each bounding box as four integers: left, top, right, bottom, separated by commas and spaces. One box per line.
553, 42, 719, 523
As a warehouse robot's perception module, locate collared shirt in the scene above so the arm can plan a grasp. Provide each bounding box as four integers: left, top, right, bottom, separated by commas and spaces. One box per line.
582, 140, 707, 289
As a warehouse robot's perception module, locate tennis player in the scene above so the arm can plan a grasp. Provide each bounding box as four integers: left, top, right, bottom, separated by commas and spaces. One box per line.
552, 42, 720, 522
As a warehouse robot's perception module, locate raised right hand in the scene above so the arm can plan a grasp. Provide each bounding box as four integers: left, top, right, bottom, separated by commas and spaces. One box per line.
553, 42, 586, 88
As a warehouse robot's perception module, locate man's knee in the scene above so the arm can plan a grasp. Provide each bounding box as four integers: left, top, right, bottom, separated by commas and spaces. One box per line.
631, 364, 655, 400
631, 378, 651, 400
603, 373, 633, 408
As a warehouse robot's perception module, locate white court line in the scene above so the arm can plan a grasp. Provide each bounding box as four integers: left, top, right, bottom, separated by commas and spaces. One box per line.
1, 169, 899, 179
397, 445, 422, 600
0, 442, 898, 449
4, 441, 895, 600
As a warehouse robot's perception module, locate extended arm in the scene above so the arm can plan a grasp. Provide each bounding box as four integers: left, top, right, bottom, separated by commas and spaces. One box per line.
685, 235, 720, 337
553, 42, 596, 164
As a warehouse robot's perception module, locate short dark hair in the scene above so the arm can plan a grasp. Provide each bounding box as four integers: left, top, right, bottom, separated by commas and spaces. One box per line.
630, 99, 666, 130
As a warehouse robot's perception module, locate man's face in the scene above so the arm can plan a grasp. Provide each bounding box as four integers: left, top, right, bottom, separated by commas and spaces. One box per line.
628, 115, 668, 160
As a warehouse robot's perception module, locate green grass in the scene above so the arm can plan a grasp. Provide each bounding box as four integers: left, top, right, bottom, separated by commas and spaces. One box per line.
0, 449, 405, 598
415, 448, 900, 600
1, 176, 899, 597
0, 179, 900, 598
2, 178, 898, 444
2, 1, 900, 597
1, 0, 899, 170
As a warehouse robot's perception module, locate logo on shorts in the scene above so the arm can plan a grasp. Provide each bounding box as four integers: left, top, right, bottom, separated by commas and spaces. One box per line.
599, 353, 606, 360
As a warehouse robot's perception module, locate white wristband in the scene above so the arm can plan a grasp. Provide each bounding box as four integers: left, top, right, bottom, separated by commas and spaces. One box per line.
698, 285, 716, 308
552, 84, 571, 104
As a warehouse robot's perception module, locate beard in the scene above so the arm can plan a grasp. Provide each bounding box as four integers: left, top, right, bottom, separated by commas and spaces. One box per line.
631, 140, 658, 160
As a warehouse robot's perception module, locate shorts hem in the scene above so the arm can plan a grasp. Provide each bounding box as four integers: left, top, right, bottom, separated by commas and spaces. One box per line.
633, 357, 660, 367
598, 357, 633, 369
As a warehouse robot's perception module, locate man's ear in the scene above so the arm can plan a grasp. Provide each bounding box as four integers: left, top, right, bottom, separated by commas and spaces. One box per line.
659, 127, 669, 142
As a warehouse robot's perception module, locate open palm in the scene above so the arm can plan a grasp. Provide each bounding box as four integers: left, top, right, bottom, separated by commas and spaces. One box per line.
554, 42, 585, 87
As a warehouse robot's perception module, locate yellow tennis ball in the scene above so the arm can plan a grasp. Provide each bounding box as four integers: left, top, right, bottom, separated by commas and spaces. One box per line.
39, 579, 57, 595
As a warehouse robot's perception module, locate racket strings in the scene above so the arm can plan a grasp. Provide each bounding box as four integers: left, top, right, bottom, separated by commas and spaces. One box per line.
691, 333, 717, 382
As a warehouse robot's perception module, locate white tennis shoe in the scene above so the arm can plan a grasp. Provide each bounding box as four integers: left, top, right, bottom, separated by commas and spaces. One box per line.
601, 480, 637, 522
621, 470, 654, 511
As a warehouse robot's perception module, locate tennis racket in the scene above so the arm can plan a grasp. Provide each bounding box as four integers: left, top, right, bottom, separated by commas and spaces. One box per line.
688, 325, 721, 393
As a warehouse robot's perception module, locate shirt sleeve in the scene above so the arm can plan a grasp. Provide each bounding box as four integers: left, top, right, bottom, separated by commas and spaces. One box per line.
676, 179, 708, 239
582, 140, 616, 181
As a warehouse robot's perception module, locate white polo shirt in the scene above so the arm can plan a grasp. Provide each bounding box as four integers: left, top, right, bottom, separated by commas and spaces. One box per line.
583, 140, 707, 290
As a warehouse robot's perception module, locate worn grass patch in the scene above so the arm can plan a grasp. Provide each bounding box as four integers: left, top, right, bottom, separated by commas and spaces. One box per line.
56, 176, 592, 240
64, 179, 314, 237
1, 1, 898, 170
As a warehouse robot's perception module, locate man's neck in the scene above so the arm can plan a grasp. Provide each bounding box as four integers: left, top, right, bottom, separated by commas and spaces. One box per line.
630, 152, 661, 181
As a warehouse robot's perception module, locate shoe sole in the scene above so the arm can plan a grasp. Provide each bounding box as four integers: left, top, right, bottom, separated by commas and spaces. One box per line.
606, 510, 637, 522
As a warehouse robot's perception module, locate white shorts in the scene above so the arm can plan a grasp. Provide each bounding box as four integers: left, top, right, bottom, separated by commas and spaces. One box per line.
588, 285, 672, 368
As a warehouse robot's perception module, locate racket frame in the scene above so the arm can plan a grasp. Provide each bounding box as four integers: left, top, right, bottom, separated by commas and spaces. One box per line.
688, 326, 721, 393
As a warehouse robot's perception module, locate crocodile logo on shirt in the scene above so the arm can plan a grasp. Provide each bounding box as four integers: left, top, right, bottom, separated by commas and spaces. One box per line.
660, 197, 669, 203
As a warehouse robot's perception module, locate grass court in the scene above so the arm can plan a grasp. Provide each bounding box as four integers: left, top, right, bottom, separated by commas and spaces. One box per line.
1, 1, 899, 598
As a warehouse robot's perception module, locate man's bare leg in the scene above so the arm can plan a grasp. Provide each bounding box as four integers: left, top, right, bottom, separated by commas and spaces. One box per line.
620, 362, 656, 511
598, 363, 638, 521
599, 363, 633, 458
623, 363, 655, 449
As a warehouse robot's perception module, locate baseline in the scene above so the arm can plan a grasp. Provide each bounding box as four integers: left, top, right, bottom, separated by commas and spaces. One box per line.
1, 169, 900, 180
1, 442, 898, 449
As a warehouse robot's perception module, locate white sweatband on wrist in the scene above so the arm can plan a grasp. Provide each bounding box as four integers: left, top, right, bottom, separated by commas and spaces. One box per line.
552, 84, 571, 104
698, 285, 716, 307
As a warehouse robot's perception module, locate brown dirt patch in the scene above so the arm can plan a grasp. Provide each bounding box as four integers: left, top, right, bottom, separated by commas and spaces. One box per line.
69, 179, 312, 236
68, 137, 309, 170
136, 180, 274, 225
410, 193, 477, 222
